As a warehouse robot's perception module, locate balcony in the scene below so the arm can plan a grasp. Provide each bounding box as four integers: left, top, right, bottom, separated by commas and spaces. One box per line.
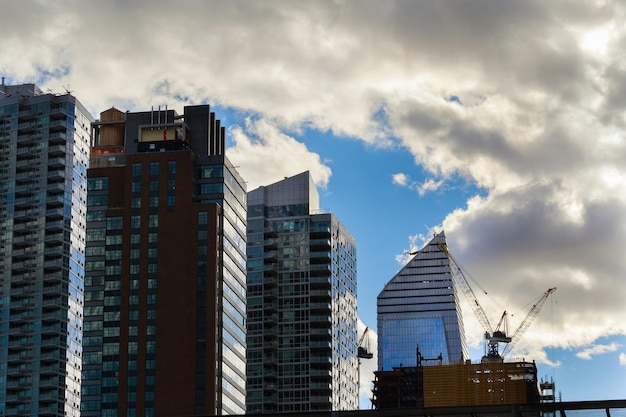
310, 302, 331, 312
48, 119, 68, 131
310, 289, 330, 298
16, 157, 42, 169
47, 169, 64, 181
44, 232, 64, 245
40, 349, 62, 361
47, 157, 66, 169
310, 238, 331, 250
15, 171, 41, 183
41, 323, 62, 335
16, 134, 36, 144
10, 298, 35, 310
7, 351, 33, 362
310, 340, 332, 350
48, 131, 66, 144
310, 264, 331, 277
45, 220, 64, 232
46, 207, 64, 219
16, 146, 35, 157
46, 194, 64, 206
46, 182, 65, 193
263, 238, 278, 249
50, 104, 68, 119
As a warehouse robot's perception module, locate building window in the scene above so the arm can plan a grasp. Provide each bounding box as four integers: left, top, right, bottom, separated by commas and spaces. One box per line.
87, 229, 106, 242
132, 181, 141, 193
87, 194, 108, 206
106, 235, 122, 245
131, 216, 141, 229
198, 165, 223, 179
168, 160, 176, 175
149, 196, 159, 207
167, 195, 175, 207
198, 211, 207, 225
88, 177, 109, 191
149, 215, 158, 228
149, 180, 159, 192
105, 265, 121, 275
87, 210, 106, 222
150, 161, 159, 176
132, 162, 142, 177
106, 216, 123, 230
131, 197, 141, 208
198, 183, 223, 195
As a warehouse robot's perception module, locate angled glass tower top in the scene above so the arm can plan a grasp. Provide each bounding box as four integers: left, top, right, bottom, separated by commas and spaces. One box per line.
377, 231, 467, 370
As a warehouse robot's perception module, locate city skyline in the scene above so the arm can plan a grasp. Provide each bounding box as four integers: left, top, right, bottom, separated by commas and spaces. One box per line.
2, 0, 626, 406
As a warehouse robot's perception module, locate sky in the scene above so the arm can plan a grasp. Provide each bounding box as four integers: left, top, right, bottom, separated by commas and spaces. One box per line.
2, 0, 626, 407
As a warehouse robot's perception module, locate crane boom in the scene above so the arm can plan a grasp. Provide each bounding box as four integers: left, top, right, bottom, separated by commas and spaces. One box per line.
438, 243, 493, 334
501, 287, 557, 357
358, 327, 373, 359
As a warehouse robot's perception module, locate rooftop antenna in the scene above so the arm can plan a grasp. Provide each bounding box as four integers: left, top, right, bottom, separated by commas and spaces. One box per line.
62, 84, 73, 94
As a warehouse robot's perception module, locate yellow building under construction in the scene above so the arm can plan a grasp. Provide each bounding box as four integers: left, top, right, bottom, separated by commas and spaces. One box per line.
372, 359, 540, 409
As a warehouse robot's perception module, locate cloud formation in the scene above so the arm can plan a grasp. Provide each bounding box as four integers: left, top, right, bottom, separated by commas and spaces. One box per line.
576, 343, 621, 360
3, 0, 626, 375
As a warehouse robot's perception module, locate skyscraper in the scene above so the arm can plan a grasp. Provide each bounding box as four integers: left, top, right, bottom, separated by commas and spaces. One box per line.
81, 105, 247, 416
0, 81, 93, 417
377, 231, 467, 371
246, 172, 359, 413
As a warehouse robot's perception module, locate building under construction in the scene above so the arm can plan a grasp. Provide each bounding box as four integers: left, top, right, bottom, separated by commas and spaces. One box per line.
371, 349, 540, 409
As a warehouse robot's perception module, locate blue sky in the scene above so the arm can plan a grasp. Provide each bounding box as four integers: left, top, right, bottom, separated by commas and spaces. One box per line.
3, 0, 626, 406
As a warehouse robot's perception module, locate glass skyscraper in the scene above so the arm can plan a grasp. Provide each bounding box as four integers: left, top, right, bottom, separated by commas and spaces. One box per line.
377, 231, 467, 370
81, 105, 247, 416
0, 82, 93, 417
246, 171, 359, 413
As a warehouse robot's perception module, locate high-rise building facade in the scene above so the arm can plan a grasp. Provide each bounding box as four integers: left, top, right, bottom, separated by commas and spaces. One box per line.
0, 82, 93, 417
246, 172, 359, 413
81, 106, 247, 416
377, 231, 467, 370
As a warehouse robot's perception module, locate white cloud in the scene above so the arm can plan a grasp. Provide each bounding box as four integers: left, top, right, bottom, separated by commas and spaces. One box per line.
392, 173, 444, 196
619, 353, 626, 366
4, 0, 626, 368
227, 117, 331, 191
416, 178, 444, 196
576, 343, 621, 360
392, 172, 408, 186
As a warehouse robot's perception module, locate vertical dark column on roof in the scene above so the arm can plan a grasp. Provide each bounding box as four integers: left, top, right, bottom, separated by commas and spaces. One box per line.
219, 124, 225, 155
184, 105, 211, 156
209, 111, 216, 154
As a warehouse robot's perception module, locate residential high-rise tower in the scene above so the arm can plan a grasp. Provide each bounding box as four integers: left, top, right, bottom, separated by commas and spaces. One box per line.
81, 105, 247, 416
0, 81, 93, 417
246, 172, 359, 413
377, 231, 467, 370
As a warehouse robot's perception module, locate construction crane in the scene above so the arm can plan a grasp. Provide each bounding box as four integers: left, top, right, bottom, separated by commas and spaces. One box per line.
501, 287, 557, 357
358, 327, 374, 359
436, 243, 556, 360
